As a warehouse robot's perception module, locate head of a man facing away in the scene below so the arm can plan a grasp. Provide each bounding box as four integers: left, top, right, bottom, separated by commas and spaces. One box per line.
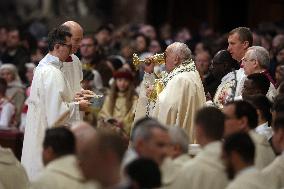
42, 127, 76, 166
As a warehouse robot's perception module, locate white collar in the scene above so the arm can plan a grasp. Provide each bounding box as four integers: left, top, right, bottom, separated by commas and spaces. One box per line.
255, 122, 269, 132
38, 53, 63, 68
237, 166, 257, 177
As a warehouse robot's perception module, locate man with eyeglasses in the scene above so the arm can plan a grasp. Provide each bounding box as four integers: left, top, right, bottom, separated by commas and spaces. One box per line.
22, 25, 90, 181
239, 46, 277, 101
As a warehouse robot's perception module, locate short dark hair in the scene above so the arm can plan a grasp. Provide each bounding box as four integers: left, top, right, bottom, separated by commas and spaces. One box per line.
273, 113, 284, 131
223, 132, 255, 164
134, 33, 151, 49
244, 94, 272, 126
195, 107, 225, 140
0, 78, 7, 95
229, 27, 253, 47
96, 24, 113, 34
125, 158, 161, 188
246, 73, 270, 95
212, 50, 239, 70
43, 127, 75, 156
47, 25, 72, 51
96, 128, 127, 162
82, 69, 94, 81
225, 100, 258, 129
83, 35, 98, 46
272, 95, 284, 113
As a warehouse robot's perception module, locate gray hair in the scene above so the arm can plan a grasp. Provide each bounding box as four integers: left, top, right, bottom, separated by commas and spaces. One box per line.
247, 46, 270, 69
131, 117, 168, 143
168, 126, 189, 153
168, 42, 192, 61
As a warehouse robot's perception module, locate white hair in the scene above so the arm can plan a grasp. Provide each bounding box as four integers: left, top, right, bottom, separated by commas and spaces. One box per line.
168, 126, 189, 153
0, 64, 22, 83
168, 42, 192, 61
247, 46, 270, 69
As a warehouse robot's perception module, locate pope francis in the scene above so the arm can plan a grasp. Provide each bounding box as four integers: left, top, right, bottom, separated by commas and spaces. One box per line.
134, 42, 206, 142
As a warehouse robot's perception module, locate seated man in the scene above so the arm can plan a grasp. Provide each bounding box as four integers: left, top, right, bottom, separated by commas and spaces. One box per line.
161, 127, 191, 187
172, 107, 228, 189
241, 46, 277, 101
125, 158, 161, 189
262, 114, 284, 188
223, 132, 276, 189
0, 146, 30, 189
32, 127, 93, 189
223, 100, 275, 169
242, 73, 270, 100
122, 117, 170, 169
78, 128, 129, 189
244, 94, 273, 140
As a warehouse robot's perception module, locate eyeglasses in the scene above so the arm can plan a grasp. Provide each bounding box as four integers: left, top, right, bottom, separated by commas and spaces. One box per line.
241, 57, 256, 63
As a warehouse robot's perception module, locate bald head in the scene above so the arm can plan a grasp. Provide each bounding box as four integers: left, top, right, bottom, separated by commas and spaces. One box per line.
71, 121, 95, 153
62, 21, 83, 53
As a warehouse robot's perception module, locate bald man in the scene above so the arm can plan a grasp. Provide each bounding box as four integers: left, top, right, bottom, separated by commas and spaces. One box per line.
39, 21, 90, 97
71, 121, 96, 153
22, 23, 90, 181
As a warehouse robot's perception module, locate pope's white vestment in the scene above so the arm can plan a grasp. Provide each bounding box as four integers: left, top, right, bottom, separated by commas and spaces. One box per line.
21, 54, 82, 180
134, 61, 206, 142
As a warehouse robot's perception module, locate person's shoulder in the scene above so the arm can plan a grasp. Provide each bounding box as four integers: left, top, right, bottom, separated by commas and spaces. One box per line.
32, 170, 58, 189
71, 54, 81, 62
3, 99, 15, 108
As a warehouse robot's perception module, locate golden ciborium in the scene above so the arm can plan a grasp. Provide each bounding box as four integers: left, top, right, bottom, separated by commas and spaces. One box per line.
132, 53, 165, 70
147, 79, 165, 102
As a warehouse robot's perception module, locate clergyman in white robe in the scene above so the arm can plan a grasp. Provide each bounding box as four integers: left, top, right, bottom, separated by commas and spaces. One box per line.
38, 53, 83, 96
135, 60, 206, 142
21, 54, 81, 180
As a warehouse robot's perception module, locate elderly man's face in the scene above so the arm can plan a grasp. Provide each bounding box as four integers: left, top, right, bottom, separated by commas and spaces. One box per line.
136, 128, 170, 165
165, 47, 179, 72
242, 50, 257, 75
70, 28, 83, 54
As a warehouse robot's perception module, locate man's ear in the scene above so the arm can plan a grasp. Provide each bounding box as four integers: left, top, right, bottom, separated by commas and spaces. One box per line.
279, 129, 284, 143
239, 116, 250, 131
243, 41, 249, 49
45, 146, 54, 157
54, 44, 60, 50
174, 55, 181, 65
135, 138, 145, 154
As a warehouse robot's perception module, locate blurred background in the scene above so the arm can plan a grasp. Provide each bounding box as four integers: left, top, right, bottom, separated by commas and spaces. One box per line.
1, 0, 284, 33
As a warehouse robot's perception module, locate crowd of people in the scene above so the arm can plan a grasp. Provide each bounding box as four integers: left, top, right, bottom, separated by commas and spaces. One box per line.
0, 19, 284, 189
